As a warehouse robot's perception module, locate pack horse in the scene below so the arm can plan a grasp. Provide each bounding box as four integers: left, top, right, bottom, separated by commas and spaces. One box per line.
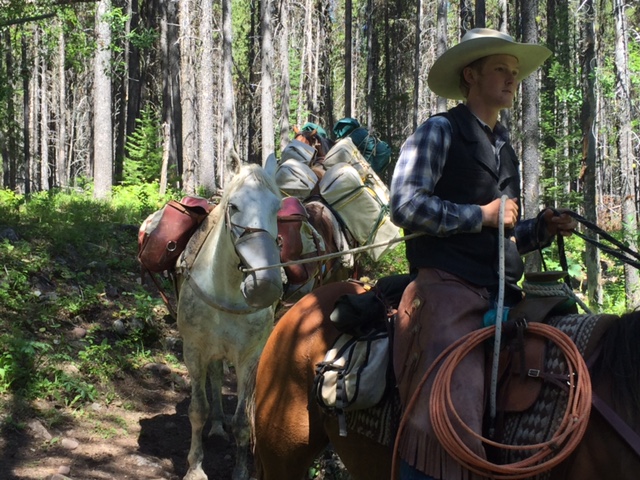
253, 281, 640, 480
177, 156, 283, 480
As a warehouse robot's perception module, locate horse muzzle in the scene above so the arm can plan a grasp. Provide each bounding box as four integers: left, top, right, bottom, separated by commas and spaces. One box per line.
235, 231, 283, 308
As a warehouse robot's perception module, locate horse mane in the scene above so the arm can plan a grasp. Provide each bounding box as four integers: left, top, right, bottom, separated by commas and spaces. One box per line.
221, 163, 281, 207
592, 310, 640, 427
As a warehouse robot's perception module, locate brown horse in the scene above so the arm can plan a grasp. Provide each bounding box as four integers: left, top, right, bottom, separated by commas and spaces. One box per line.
293, 125, 335, 165
277, 197, 355, 304
253, 281, 640, 480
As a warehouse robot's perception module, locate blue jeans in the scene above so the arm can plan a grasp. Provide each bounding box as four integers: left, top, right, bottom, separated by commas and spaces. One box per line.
400, 460, 438, 480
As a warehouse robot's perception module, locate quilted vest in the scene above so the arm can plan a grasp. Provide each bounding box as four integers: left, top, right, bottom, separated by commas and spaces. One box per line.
405, 104, 523, 289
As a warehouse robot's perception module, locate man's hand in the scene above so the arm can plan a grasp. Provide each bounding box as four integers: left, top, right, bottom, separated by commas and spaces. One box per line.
541, 208, 577, 237
481, 197, 518, 229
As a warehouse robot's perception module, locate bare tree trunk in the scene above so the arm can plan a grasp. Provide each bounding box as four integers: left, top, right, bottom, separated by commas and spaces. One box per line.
22, 36, 31, 195
613, 0, 639, 308
160, 0, 181, 188
277, 0, 291, 152
521, 0, 543, 273
475, 0, 486, 28
435, 0, 447, 113
221, 0, 239, 184
261, 0, 275, 163
199, 0, 216, 191
40, 44, 49, 191
56, 24, 69, 188
93, 0, 113, 199
180, 0, 198, 194
345, 0, 352, 117
579, 0, 602, 309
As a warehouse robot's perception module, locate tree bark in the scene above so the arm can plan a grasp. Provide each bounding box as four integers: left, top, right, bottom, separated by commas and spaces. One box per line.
199, 0, 216, 191
93, 0, 114, 199
261, 0, 275, 164
277, 0, 291, 152
179, 0, 198, 194
613, 0, 640, 308
579, 0, 601, 309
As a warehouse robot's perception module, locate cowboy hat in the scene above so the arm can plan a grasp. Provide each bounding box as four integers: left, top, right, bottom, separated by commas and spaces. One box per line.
427, 28, 552, 100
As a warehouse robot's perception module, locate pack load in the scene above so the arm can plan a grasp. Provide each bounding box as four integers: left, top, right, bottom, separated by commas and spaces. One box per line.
137, 196, 214, 273
318, 162, 401, 261
281, 138, 317, 165
314, 328, 391, 436
276, 139, 319, 199
332, 118, 392, 175
277, 197, 325, 285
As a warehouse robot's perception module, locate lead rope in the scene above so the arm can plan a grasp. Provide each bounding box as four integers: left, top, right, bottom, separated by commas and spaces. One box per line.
489, 194, 508, 436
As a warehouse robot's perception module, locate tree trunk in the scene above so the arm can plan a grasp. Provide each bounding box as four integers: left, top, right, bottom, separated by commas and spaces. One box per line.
199, 0, 216, 191
579, 0, 601, 309
613, 0, 640, 308
40, 42, 50, 191
277, 0, 291, 152
261, 0, 275, 164
93, 0, 114, 199
435, 0, 447, 113
344, 0, 352, 117
160, 0, 181, 188
221, 0, 239, 184
22, 36, 31, 195
521, 0, 543, 274
56, 23, 69, 188
179, 0, 198, 194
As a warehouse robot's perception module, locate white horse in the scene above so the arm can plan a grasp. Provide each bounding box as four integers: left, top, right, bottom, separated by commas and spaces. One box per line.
177, 155, 283, 480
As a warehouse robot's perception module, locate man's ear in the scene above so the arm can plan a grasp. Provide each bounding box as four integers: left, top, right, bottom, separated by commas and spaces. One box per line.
462, 66, 476, 85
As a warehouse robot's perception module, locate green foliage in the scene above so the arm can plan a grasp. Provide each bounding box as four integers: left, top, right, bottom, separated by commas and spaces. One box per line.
123, 104, 163, 185
0, 187, 172, 404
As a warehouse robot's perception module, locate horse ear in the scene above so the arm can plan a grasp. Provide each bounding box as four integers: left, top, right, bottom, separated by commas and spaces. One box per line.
263, 153, 277, 179
293, 125, 300, 134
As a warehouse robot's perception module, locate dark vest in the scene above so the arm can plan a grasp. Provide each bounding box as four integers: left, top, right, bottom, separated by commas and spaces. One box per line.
406, 104, 523, 289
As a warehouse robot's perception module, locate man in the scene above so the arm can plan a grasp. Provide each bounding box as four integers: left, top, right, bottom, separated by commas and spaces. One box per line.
390, 28, 577, 480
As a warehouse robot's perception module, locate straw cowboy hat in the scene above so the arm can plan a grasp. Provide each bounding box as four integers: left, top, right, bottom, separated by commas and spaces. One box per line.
427, 28, 552, 100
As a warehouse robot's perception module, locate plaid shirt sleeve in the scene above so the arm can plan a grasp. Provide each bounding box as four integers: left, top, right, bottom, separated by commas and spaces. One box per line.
390, 116, 484, 236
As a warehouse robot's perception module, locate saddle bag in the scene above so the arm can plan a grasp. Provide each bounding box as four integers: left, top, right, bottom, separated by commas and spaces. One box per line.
138, 196, 214, 273
314, 328, 391, 436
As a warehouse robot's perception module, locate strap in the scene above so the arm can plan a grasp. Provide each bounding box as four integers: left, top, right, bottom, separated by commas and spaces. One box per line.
143, 267, 177, 319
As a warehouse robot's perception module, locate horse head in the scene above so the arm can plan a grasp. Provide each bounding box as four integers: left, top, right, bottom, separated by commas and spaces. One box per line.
293, 125, 334, 163
220, 158, 283, 309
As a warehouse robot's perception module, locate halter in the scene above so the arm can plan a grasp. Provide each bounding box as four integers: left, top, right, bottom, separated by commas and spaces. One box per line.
182, 203, 281, 315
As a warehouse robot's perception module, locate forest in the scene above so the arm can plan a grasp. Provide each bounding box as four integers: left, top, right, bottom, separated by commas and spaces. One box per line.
0, 0, 639, 308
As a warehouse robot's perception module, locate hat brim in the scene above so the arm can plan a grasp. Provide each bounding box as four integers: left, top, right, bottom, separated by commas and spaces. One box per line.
427, 37, 552, 100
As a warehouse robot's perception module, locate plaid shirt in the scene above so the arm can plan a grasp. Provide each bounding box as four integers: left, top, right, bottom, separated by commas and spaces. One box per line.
390, 112, 546, 254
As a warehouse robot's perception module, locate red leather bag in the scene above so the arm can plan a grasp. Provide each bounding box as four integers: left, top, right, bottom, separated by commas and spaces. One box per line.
138, 197, 214, 273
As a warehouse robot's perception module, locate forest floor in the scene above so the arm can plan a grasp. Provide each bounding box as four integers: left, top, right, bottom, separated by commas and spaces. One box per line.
0, 310, 245, 480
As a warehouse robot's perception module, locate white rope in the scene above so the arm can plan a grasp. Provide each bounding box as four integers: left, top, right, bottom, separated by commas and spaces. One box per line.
489, 195, 508, 430
523, 281, 593, 314
240, 230, 427, 273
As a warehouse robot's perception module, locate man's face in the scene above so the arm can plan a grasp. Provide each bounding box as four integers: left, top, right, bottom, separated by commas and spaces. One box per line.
469, 54, 520, 109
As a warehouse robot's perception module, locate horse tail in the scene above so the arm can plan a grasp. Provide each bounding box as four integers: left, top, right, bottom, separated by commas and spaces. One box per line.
245, 354, 260, 470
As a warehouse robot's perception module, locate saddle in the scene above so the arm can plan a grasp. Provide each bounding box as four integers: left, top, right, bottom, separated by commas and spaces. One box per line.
493, 295, 575, 413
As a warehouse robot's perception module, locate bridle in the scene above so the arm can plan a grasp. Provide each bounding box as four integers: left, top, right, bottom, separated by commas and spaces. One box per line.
182, 202, 281, 314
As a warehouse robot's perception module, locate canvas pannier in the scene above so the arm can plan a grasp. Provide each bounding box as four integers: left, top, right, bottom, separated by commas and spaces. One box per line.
314, 329, 391, 436
281, 138, 317, 165
318, 163, 401, 261
137, 196, 214, 273
275, 159, 319, 200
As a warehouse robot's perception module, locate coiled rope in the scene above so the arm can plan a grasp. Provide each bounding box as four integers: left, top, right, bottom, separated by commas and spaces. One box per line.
391, 197, 592, 479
